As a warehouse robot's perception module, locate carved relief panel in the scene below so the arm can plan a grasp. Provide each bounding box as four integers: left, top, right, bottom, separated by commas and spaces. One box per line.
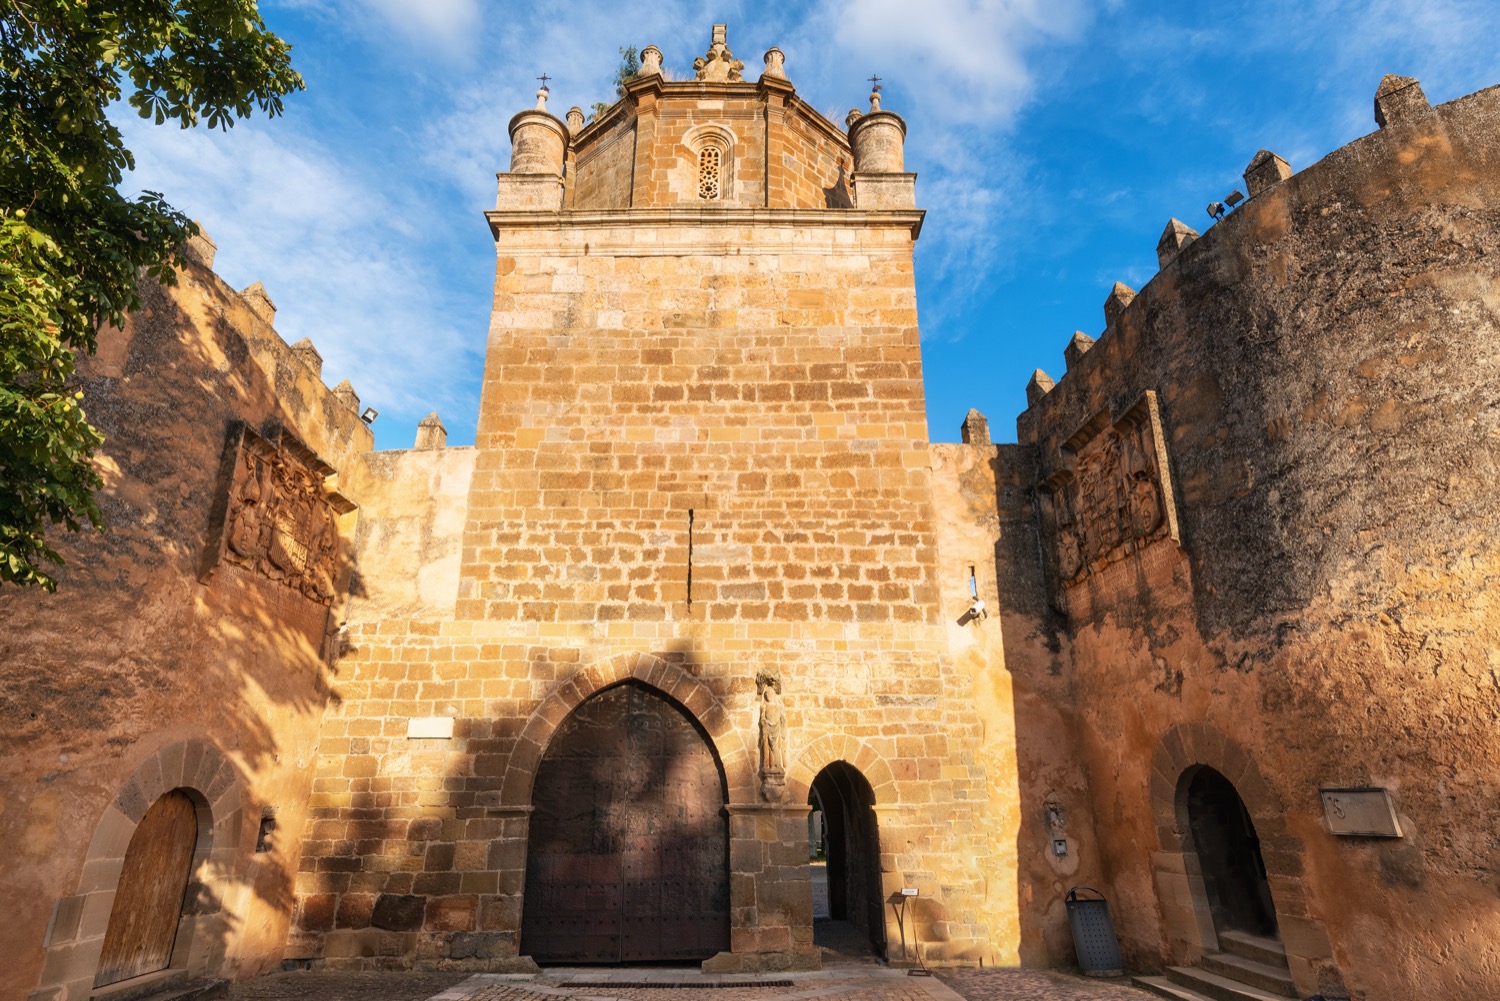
204, 426, 355, 606
1039, 391, 1180, 592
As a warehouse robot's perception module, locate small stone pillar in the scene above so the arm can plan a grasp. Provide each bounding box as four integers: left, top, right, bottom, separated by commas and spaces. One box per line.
508, 86, 568, 174
415, 412, 448, 450
1243, 149, 1292, 197
848, 93, 906, 172
184, 223, 216, 268
565, 106, 585, 134
332, 379, 360, 414
1156, 218, 1199, 268
1374, 74, 1430, 128
1026, 369, 1055, 408
848, 89, 912, 208
762, 47, 786, 79
1065, 331, 1095, 371
239, 282, 276, 326
639, 44, 663, 78
291, 337, 323, 378
1103, 282, 1136, 328
960, 409, 990, 446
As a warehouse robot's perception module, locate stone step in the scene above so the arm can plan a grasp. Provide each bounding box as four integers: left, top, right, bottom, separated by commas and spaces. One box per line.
1217, 930, 1288, 968
1200, 952, 1297, 997
126, 979, 230, 1001
1164, 965, 1295, 1001
1132, 976, 1217, 1001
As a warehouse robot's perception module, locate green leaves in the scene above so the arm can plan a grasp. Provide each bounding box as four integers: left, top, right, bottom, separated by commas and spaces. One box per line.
0, 0, 304, 589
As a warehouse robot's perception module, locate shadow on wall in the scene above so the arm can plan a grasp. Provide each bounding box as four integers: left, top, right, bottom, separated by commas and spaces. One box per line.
4, 267, 361, 999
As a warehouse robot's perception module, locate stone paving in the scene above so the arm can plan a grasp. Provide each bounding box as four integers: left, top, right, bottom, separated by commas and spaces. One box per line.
221, 966, 1158, 1001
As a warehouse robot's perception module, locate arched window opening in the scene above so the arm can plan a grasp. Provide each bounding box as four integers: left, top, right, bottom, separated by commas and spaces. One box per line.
698, 145, 723, 200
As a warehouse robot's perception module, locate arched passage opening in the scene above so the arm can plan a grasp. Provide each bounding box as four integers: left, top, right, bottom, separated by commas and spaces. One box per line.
94, 789, 200, 987
1180, 766, 1279, 940
521, 681, 730, 963
809, 761, 885, 959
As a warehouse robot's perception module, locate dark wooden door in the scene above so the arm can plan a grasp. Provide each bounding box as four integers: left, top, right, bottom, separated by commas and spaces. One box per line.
522, 683, 729, 962
94, 790, 198, 986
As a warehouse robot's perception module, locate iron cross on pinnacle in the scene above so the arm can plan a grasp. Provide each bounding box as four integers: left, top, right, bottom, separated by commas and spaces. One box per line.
537, 73, 551, 89
868, 74, 882, 92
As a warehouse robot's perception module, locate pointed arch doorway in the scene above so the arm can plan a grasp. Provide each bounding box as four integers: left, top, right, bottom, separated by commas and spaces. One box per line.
809, 761, 885, 959
1182, 766, 1279, 940
521, 681, 730, 963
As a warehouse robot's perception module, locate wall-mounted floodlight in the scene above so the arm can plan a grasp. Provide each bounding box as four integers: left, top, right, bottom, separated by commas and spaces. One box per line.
1207, 202, 1226, 221
360, 407, 379, 425
1224, 189, 1245, 207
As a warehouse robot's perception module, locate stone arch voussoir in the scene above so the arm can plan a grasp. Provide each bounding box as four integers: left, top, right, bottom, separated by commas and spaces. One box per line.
499, 651, 755, 808
34, 738, 246, 999
785, 733, 899, 809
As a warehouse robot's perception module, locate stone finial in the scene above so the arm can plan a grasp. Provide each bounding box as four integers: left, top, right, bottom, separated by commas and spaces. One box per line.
1026, 369, 1055, 408
291, 337, 323, 378
1103, 282, 1137, 328
960, 409, 991, 446
415, 411, 448, 450
534, 84, 549, 111
1156, 218, 1200, 268
845, 108, 863, 128
239, 282, 276, 326
331, 379, 360, 413
869, 89, 882, 113
639, 45, 663, 78
693, 23, 744, 82
566, 106, 585, 134
183, 223, 216, 268
1243, 149, 1292, 197
1065, 331, 1095, 370
1374, 74, 1431, 128
762, 47, 786, 79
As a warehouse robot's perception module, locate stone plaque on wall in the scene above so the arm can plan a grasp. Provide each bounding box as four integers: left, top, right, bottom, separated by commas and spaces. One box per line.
203, 425, 354, 606
1039, 391, 1181, 591
1320, 787, 1403, 837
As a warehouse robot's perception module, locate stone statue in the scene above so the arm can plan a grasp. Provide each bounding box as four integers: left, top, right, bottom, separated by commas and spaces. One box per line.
757, 672, 786, 772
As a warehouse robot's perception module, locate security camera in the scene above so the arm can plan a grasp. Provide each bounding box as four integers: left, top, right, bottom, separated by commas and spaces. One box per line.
967, 599, 987, 621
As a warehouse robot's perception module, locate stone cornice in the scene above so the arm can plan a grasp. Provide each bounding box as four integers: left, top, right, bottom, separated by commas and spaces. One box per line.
486, 206, 925, 240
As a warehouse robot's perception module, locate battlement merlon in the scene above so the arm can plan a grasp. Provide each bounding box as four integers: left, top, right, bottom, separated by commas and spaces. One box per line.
495, 24, 918, 214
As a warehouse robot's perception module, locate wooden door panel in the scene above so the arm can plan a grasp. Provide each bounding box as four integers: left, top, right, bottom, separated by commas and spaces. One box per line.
94, 791, 198, 987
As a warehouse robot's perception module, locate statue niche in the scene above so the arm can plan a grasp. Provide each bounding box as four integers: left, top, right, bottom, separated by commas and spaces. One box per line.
210, 427, 353, 605
1040, 391, 1179, 590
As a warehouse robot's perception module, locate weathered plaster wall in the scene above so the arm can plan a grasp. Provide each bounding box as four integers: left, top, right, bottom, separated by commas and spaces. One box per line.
342, 447, 476, 622
1017, 84, 1500, 1000
0, 254, 371, 1000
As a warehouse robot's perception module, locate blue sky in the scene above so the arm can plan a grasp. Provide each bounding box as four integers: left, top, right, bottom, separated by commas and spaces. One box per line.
122, 0, 1498, 448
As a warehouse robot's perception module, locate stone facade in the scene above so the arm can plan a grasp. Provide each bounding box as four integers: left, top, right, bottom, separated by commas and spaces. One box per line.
2, 23, 1498, 1001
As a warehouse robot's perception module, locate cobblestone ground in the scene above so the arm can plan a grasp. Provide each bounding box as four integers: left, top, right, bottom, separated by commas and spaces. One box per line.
937, 969, 1155, 1000
222, 967, 1156, 1001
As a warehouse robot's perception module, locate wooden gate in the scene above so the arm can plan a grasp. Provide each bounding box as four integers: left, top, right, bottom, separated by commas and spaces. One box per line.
522, 682, 729, 962
94, 790, 198, 987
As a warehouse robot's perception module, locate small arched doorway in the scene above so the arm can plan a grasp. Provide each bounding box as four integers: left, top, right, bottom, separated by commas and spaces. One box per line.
1181, 766, 1278, 939
809, 761, 885, 958
521, 681, 729, 963
94, 789, 199, 987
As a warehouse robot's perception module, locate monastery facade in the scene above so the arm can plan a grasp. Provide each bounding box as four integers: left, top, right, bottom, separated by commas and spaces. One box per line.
3, 26, 1497, 1001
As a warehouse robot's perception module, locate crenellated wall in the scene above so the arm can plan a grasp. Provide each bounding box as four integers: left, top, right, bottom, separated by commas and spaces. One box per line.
1, 241, 373, 1001
1009, 79, 1500, 1000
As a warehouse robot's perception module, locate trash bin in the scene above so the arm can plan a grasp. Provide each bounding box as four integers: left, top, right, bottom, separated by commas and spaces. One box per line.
1065, 885, 1124, 977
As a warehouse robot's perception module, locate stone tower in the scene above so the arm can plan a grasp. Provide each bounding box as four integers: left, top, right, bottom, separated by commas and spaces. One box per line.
287, 25, 1015, 972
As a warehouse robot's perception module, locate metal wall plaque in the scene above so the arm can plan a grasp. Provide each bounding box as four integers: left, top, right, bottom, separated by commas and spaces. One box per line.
1320, 787, 1403, 837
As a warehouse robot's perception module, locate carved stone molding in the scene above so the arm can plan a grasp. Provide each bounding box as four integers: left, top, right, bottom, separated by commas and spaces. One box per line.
1039, 391, 1181, 596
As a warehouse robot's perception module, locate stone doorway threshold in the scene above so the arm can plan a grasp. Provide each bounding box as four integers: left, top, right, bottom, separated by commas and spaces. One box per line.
426, 966, 968, 1001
